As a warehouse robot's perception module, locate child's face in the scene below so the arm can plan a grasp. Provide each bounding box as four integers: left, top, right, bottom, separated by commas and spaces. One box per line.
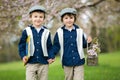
62, 14, 75, 28
30, 12, 45, 28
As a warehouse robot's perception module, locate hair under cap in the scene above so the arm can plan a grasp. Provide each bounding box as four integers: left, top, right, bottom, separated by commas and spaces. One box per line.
29, 5, 46, 14
60, 8, 77, 17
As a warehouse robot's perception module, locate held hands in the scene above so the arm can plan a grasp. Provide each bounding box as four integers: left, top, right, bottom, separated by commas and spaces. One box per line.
47, 58, 55, 64
23, 56, 55, 65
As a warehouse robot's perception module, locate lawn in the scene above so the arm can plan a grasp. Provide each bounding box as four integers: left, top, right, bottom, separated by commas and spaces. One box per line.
0, 51, 120, 80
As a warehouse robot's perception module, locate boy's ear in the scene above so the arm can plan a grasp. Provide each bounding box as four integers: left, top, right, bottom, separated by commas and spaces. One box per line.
43, 18, 46, 21
29, 18, 32, 21
43, 19, 46, 23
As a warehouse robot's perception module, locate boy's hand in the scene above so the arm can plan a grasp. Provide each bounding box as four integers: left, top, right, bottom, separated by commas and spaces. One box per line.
22, 56, 29, 66
87, 36, 92, 43
47, 59, 55, 64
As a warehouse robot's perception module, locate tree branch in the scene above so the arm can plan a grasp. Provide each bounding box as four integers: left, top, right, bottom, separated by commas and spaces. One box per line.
75, 0, 105, 9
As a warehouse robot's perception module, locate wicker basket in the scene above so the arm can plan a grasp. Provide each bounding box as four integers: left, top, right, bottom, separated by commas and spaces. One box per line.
87, 55, 98, 66
86, 37, 100, 66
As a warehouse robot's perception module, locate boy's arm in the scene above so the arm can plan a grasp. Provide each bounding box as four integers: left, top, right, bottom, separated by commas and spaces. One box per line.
83, 34, 92, 48
47, 32, 60, 64
47, 33, 54, 59
48, 32, 60, 59
52, 32, 61, 55
18, 30, 27, 59
83, 34, 87, 48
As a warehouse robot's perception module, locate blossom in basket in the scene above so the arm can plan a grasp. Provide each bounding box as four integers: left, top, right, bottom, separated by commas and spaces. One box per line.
87, 37, 101, 56
93, 44, 97, 49
91, 37, 101, 53
87, 49, 97, 56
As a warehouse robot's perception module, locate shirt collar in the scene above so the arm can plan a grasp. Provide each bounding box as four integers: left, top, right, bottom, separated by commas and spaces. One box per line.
63, 25, 76, 31
30, 24, 45, 30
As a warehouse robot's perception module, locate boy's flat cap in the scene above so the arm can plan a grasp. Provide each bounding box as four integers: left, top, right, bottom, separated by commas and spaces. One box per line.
60, 8, 77, 16
29, 5, 46, 14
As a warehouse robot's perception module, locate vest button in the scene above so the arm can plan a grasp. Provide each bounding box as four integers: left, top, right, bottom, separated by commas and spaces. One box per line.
72, 50, 74, 53
37, 56, 39, 58
37, 42, 39, 44
71, 43, 73, 46
36, 49, 39, 51
73, 57, 75, 59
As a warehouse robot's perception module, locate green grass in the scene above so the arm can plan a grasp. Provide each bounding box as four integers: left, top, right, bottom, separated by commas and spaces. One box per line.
0, 51, 120, 80
85, 51, 120, 80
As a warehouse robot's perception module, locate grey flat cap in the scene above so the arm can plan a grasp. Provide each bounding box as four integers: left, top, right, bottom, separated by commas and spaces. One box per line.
60, 8, 77, 16
29, 5, 46, 14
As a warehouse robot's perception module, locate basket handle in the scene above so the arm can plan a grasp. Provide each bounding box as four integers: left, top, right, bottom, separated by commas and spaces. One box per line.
87, 42, 89, 53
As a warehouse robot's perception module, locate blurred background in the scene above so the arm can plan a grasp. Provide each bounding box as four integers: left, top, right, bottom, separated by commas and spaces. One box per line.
0, 0, 119, 62
0, 0, 120, 80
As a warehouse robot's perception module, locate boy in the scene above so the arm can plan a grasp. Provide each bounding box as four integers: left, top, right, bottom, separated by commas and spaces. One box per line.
18, 5, 53, 80
50, 8, 92, 80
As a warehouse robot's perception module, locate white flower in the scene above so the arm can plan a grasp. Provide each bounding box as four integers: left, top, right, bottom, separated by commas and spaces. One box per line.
87, 37, 101, 56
